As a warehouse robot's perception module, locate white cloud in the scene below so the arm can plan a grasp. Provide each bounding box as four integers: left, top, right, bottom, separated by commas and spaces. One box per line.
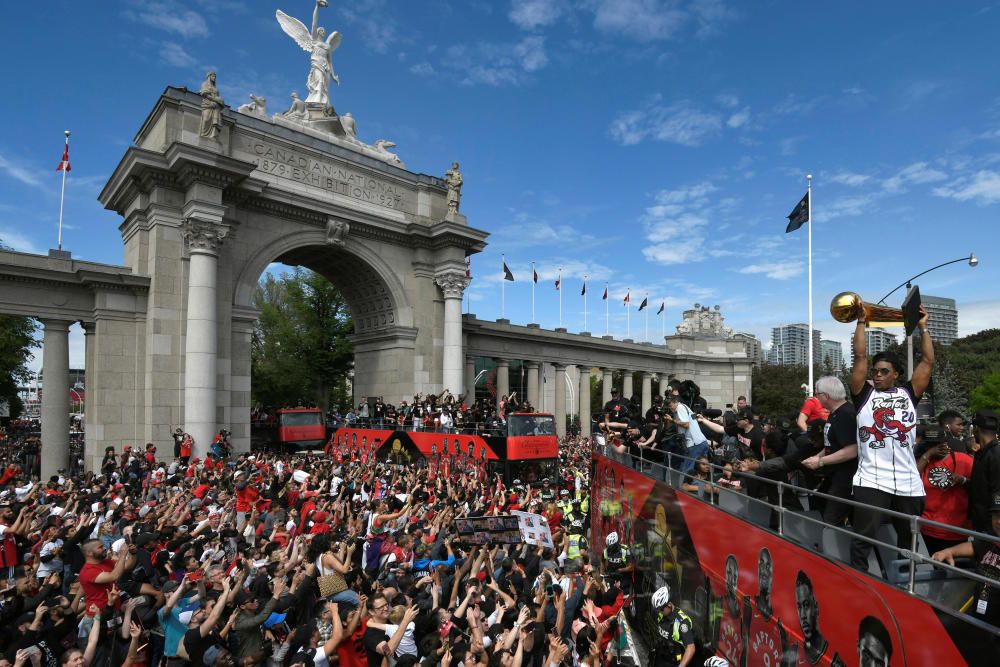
409, 62, 436, 76
640, 181, 720, 265
773, 93, 825, 116
738, 261, 804, 280
690, 0, 739, 37
610, 100, 722, 146
828, 171, 871, 187
589, 0, 687, 41
812, 192, 881, 223
726, 107, 750, 128
0, 227, 44, 254
509, 0, 565, 29
883, 161, 948, 192
933, 170, 1000, 204
125, 1, 209, 38
957, 299, 1000, 337
160, 41, 197, 68
446, 36, 549, 86
339, 0, 401, 54
0, 153, 44, 188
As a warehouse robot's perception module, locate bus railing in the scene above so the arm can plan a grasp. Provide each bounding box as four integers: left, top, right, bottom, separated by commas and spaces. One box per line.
593, 439, 1000, 640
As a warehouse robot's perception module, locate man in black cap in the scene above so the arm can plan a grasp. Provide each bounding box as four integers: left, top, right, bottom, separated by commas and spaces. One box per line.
968, 409, 1000, 534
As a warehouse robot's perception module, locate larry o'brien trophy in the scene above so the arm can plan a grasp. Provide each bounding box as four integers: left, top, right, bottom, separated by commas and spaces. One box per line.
830, 286, 922, 336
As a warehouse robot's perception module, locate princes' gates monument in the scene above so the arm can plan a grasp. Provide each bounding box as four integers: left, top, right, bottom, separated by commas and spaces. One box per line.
0, 2, 751, 477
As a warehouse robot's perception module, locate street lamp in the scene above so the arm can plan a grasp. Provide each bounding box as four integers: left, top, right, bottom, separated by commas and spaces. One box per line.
877, 252, 978, 305
875, 252, 978, 378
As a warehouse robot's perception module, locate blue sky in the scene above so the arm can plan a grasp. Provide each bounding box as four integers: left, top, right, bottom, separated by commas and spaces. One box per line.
2, 0, 999, 370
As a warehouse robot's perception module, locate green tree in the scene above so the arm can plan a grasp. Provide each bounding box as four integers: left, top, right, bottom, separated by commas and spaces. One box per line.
0, 241, 38, 420
751, 363, 808, 420
969, 371, 1000, 414
251, 268, 353, 410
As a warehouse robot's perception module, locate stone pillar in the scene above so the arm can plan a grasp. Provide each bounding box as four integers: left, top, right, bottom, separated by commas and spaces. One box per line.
495, 359, 510, 412
465, 357, 477, 404
659, 375, 670, 398
182, 220, 226, 458
525, 361, 540, 410
436, 272, 469, 397
623, 371, 634, 401
641, 372, 653, 415
579, 366, 591, 437
81, 322, 98, 472
40, 319, 71, 480
602, 368, 613, 404
554, 363, 567, 438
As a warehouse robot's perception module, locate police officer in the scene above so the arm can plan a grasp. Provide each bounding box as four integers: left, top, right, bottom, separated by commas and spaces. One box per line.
566, 518, 590, 563
651, 585, 696, 667
602, 532, 634, 591
557, 489, 573, 516
564, 499, 586, 529
540, 478, 556, 504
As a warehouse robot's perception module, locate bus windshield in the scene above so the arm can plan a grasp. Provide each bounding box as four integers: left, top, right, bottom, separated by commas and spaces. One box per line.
279, 411, 323, 427
507, 414, 556, 436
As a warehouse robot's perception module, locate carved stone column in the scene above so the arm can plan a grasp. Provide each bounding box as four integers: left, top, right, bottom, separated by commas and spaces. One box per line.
579, 365, 592, 437
659, 375, 670, 398
40, 319, 71, 480
554, 363, 567, 438
641, 372, 653, 415
182, 220, 226, 458
495, 358, 510, 413
435, 272, 469, 398
525, 361, 540, 410
465, 357, 477, 404
602, 368, 613, 404
623, 371, 634, 401
81, 322, 98, 472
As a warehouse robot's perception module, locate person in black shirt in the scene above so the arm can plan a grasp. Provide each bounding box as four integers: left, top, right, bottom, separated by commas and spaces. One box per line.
602, 389, 630, 432
968, 409, 1000, 534
803, 377, 859, 526
698, 409, 763, 461
182, 578, 232, 667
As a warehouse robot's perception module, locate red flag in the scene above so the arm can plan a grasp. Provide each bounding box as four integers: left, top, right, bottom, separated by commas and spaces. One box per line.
56, 140, 71, 172
624, 292, 630, 305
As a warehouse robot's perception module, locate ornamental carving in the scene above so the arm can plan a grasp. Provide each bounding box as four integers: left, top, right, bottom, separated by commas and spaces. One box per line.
435, 272, 469, 300
182, 220, 227, 255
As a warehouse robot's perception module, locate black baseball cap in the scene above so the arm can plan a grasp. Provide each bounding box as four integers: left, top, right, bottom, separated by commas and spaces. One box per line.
921, 426, 946, 444
973, 409, 1000, 432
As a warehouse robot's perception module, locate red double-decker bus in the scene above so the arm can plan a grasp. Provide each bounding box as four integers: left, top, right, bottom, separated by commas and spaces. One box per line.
326, 412, 559, 484
274, 407, 327, 452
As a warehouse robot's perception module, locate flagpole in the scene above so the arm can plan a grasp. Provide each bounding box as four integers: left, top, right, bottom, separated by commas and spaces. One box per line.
558, 268, 563, 328
605, 283, 609, 336
57, 130, 70, 250
583, 275, 588, 332
661, 305, 665, 342
807, 174, 814, 396
626, 290, 631, 339
501, 254, 506, 319
531, 261, 536, 323
644, 293, 649, 342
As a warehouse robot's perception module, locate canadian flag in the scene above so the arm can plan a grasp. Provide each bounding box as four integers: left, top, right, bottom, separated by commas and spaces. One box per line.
56, 138, 71, 172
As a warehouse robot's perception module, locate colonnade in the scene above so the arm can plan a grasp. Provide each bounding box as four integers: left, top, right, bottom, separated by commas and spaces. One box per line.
479, 358, 671, 438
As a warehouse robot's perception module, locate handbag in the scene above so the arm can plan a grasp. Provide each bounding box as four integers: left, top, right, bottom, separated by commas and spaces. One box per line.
317, 571, 348, 598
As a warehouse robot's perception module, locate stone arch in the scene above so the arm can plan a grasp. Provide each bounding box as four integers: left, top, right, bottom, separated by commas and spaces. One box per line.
232, 227, 413, 332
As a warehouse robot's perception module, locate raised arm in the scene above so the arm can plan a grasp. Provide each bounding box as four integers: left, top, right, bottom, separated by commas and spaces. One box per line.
850, 315, 868, 396
911, 306, 934, 398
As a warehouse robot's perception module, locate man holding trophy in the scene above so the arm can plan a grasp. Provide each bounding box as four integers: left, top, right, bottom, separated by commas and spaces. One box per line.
841, 292, 934, 570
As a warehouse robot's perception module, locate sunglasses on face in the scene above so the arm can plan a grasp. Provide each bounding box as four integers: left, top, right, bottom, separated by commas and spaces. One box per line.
870, 368, 893, 377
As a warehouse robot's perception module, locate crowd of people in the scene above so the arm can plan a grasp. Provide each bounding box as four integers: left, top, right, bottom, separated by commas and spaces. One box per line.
599, 306, 1000, 636
0, 422, 648, 667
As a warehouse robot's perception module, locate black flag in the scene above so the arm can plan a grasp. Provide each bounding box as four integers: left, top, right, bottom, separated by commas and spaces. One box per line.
638, 297, 648, 311
786, 192, 809, 233
503, 262, 515, 281
656, 302, 664, 315
602, 285, 608, 300
581, 281, 587, 296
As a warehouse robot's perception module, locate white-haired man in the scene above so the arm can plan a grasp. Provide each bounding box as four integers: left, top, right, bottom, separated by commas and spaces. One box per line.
803, 376, 858, 526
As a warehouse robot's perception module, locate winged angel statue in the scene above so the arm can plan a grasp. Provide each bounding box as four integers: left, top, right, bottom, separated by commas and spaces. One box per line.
276, 2, 342, 108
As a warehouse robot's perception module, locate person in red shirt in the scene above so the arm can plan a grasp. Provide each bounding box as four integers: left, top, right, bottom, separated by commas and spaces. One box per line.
918, 426, 975, 554
234, 471, 260, 531
796, 394, 830, 431
79, 539, 133, 615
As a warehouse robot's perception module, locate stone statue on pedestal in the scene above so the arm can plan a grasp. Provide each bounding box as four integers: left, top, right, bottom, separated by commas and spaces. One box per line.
198, 72, 225, 139
282, 92, 308, 119
445, 161, 463, 216
237, 94, 267, 117
276, 1, 342, 110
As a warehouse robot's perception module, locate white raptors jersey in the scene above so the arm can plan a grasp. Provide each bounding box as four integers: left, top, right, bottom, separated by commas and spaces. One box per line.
853, 381, 925, 497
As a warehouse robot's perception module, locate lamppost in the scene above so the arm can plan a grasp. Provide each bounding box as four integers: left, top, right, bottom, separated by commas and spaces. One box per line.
876, 252, 978, 377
